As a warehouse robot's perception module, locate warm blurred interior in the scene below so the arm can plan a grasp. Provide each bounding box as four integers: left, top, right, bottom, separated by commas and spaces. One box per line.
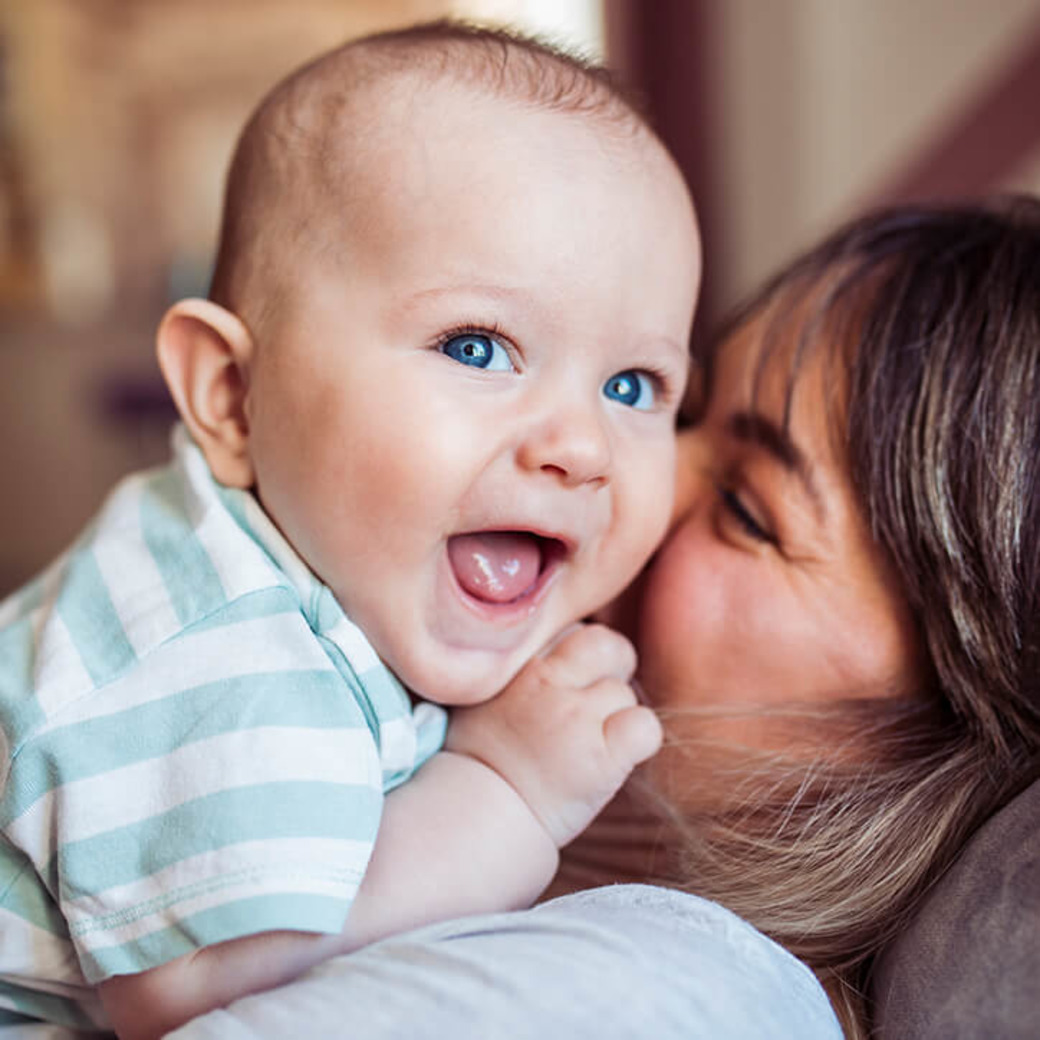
1, 0, 1039, 596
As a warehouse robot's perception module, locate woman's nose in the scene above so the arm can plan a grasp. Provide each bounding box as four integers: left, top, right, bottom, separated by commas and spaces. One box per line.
516, 400, 611, 488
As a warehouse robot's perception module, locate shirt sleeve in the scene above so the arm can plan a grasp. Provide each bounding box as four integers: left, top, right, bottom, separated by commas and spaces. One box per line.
164, 885, 843, 1040
7, 594, 385, 985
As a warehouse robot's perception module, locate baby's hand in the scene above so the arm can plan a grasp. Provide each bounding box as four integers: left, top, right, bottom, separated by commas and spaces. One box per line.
445, 624, 662, 848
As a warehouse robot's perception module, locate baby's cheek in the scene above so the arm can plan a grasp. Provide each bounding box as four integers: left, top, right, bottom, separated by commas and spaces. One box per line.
593, 502, 670, 616
627, 459, 676, 564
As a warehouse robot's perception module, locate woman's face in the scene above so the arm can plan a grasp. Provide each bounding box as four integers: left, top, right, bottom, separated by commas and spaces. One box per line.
622, 307, 923, 758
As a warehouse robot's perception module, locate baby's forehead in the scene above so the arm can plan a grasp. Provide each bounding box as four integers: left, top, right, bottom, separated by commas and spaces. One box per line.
298, 70, 640, 178
214, 32, 679, 322
257, 28, 648, 182
262, 74, 653, 251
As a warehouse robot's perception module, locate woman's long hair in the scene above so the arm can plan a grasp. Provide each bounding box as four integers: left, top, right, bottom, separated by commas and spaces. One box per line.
655, 196, 1040, 1038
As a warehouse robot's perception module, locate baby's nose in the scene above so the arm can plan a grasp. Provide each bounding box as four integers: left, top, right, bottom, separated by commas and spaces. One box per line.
518, 401, 611, 489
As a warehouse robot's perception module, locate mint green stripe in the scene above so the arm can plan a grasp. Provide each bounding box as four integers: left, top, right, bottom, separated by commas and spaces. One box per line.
415, 706, 448, 768
81, 892, 351, 983
318, 633, 381, 737
0, 614, 47, 745
58, 781, 381, 896
0, 1007, 43, 1026
212, 480, 293, 582
0, 980, 98, 1029
216, 482, 256, 539
316, 633, 411, 728
0, 847, 69, 937
185, 585, 298, 632
0, 615, 35, 691
141, 468, 228, 625
356, 663, 411, 721
54, 548, 135, 689
3, 667, 364, 823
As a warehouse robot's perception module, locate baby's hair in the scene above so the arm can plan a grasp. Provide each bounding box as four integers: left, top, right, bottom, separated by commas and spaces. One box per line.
331, 20, 639, 121
208, 20, 649, 322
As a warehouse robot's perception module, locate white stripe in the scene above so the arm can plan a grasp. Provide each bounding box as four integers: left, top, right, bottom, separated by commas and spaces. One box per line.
32, 611, 95, 722
240, 492, 315, 602
193, 498, 277, 604
379, 715, 418, 776
75, 867, 359, 953
0, 907, 84, 989
26, 554, 94, 720
75, 865, 359, 960
325, 616, 381, 672
91, 477, 183, 658
8, 726, 381, 867
77, 868, 358, 952
37, 613, 336, 734
66, 836, 369, 940
170, 425, 280, 603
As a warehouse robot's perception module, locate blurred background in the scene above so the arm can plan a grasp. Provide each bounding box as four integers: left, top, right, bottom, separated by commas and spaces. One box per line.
1, 0, 1039, 596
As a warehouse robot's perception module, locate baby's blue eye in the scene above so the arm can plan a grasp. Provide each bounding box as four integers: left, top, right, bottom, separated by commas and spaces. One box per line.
603, 369, 656, 410
440, 333, 514, 371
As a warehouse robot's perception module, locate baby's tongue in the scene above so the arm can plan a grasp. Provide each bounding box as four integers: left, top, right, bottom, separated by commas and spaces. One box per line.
448, 532, 542, 603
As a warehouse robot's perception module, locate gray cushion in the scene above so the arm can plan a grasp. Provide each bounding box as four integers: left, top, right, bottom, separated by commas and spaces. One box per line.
871, 776, 1040, 1038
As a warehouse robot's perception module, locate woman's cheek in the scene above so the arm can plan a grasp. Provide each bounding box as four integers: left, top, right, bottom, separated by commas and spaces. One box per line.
632, 530, 710, 703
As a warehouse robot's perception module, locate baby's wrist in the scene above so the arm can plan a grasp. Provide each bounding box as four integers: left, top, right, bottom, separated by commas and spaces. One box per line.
438, 746, 566, 854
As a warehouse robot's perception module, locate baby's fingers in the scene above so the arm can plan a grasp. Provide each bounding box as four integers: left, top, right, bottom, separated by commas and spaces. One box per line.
540, 623, 637, 685
603, 705, 663, 771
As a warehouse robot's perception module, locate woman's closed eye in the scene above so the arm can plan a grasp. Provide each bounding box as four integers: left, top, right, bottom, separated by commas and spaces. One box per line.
717, 485, 776, 545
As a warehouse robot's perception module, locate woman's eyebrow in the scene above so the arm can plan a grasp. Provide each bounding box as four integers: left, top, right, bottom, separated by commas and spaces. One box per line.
728, 412, 826, 522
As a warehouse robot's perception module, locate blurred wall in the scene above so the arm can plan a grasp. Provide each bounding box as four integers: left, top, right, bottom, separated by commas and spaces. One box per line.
714, 0, 1040, 304
0, 0, 453, 595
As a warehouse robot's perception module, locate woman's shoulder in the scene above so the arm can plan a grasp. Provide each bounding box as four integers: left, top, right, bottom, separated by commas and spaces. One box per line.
169, 883, 843, 1040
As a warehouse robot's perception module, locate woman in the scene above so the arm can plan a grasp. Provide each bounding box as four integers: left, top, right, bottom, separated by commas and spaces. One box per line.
176, 197, 1040, 1040
562, 192, 1040, 1037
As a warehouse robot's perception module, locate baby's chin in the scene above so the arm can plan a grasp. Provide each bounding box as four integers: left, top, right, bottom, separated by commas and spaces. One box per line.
392, 644, 528, 708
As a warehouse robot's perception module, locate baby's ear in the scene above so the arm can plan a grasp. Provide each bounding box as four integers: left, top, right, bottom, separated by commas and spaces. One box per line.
156, 298, 255, 488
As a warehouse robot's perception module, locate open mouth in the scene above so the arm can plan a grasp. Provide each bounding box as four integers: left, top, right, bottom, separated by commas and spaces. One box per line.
447, 531, 568, 606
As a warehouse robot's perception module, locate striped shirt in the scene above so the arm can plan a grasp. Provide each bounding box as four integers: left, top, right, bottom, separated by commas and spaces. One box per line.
0, 426, 446, 1032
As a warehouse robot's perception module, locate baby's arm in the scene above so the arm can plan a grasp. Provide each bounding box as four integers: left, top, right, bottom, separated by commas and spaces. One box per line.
348, 623, 663, 940
99, 624, 660, 1040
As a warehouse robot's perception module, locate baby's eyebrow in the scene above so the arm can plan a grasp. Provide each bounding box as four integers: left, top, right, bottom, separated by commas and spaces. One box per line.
727, 412, 826, 522
399, 283, 528, 310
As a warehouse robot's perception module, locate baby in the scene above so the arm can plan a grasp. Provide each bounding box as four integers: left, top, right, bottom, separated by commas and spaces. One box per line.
0, 21, 700, 1039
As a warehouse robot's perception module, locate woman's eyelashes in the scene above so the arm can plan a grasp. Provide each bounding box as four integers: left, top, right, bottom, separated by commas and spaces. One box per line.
438, 330, 516, 372
717, 484, 776, 545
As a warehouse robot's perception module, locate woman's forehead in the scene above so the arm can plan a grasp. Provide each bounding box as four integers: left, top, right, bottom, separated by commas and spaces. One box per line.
702, 290, 858, 474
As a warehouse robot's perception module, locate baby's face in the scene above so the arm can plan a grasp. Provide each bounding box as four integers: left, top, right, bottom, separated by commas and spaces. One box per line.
243, 84, 700, 704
